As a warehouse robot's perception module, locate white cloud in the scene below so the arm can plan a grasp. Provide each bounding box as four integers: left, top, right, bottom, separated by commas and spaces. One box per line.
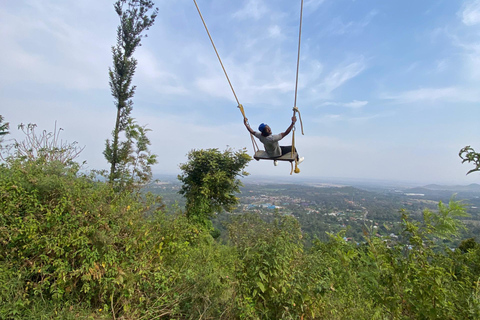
345, 100, 368, 108
314, 114, 342, 124
360, 10, 379, 28
322, 61, 365, 92
313, 110, 390, 125
195, 76, 235, 101
320, 100, 368, 108
381, 87, 480, 104
347, 113, 390, 124
304, 0, 327, 12
324, 10, 378, 36
0, 1, 113, 90
268, 25, 283, 38
233, 0, 268, 20
462, 0, 480, 25
326, 18, 354, 36
434, 59, 448, 73
309, 59, 366, 99
135, 48, 188, 95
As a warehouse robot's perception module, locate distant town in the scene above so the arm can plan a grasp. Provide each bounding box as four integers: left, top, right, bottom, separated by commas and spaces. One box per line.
147, 175, 480, 245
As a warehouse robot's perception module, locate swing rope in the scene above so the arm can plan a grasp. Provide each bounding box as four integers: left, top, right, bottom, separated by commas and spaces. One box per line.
193, 0, 304, 173
192, 0, 239, 106
291, 0, 304, 174
192, 0, 259, 153
293, 0, 304, 120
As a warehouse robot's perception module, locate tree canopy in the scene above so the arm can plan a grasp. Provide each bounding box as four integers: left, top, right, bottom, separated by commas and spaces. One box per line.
178, 148, 251, 225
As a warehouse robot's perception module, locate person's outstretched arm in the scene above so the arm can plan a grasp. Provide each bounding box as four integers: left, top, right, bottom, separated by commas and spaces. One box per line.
280, 116, 297, 138
244, 118, 255, 135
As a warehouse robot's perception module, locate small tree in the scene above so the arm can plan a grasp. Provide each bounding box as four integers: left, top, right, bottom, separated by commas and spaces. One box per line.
178, 148, 251, 225
105, 0, 158, 187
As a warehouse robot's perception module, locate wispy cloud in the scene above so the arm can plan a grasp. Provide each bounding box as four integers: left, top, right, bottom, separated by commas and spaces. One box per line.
268, 25, 283, 39
233, 0, 268, 21
461, 0, 480, 25
313, 111, 390, 126
136, 48, 188, 95
309, 59, 366, 99
381, 87, 480, 104
0, 1, 112, 90
320, 100, 368, 109
347, 112, 392, 124
304, 0, 327, 12
434, 59, 448, 73
359, 10, 379, 28
322, 61, 365, 93
324, 10, 378, 36
195, 75, 235, 101
314, 114, 342, 124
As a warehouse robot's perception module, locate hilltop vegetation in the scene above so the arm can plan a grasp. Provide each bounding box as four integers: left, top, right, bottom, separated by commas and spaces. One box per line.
2, 122, 480, 319
4, 0, 480, 317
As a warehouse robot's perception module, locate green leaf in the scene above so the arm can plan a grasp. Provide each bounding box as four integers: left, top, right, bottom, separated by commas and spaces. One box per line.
259, 270, 266, 281
257, 281, 266, 293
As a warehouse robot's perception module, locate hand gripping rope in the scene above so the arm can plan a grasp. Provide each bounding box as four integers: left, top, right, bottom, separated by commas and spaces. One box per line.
291, 106, 304, 175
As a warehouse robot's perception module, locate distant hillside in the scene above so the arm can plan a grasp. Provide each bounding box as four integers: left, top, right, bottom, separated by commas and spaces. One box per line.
402, 184, 480, 204
421, 184, 480, 192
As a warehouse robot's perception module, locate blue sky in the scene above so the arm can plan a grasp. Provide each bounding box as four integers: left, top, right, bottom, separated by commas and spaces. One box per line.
1, 0, 480, 185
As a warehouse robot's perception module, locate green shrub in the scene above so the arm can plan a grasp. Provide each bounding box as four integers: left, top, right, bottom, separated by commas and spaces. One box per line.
0, 157, 163, 316
228, 213, 306, 319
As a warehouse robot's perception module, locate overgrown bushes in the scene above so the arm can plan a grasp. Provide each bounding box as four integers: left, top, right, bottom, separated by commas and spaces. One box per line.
0, 156, 230, 319
2, 154, 480, 319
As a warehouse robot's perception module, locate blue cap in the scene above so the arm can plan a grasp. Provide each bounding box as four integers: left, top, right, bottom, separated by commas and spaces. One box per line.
258, 123, 267, 132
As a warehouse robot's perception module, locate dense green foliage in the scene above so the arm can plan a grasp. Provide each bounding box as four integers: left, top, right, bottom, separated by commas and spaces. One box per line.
0, 154, 234, 319
178, 148, 251, 225
104, 0, 158, 188
2, 140, 480, 318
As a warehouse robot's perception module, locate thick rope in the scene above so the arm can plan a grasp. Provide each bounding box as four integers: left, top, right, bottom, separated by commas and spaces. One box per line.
293, 0, 304, 113
291, 0, 304, 174
193, 0, 240, 106
239, 104, 260, 153
193, 0, 260, 153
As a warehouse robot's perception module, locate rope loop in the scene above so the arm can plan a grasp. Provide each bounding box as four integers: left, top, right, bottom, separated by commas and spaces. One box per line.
292, 106, 304, 135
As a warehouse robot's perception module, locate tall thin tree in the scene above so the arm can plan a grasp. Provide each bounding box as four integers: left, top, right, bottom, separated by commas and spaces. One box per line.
104, 0, 158, 187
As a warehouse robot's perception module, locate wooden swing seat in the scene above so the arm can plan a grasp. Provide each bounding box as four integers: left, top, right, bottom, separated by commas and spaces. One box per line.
253, 150, 297, 162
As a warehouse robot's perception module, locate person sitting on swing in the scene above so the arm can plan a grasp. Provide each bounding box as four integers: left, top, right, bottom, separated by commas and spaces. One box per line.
243, 116, 304, 166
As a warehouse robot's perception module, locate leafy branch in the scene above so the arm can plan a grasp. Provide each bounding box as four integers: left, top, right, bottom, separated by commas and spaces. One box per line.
459, 145, 480, 175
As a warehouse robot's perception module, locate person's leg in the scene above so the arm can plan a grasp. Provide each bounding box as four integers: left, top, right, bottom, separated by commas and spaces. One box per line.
280, 146, 299, 160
